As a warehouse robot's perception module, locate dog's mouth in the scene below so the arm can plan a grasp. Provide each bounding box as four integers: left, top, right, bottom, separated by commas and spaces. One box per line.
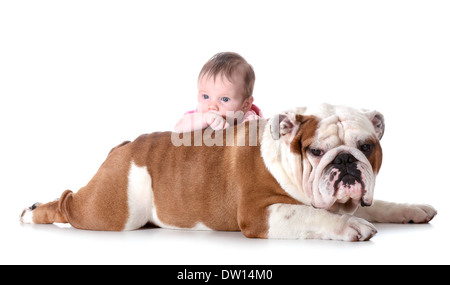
315, 163, 368, 212
310, 148, 376, 213
334, 174, 365, 203
328, 163, 367, 201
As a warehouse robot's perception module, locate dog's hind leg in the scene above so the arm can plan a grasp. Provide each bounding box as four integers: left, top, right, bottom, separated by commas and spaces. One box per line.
20, 140, 137, 231
20, 162, 131, 231
20, 179, 130, 231
20, 190, 72, 225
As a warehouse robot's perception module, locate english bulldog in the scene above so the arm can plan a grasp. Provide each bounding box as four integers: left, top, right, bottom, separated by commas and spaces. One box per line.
20, 103, 437, 241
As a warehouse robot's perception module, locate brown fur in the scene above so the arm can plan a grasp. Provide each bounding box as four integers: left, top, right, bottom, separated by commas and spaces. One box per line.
369, 141, 383, 175
289, 114, 320, 154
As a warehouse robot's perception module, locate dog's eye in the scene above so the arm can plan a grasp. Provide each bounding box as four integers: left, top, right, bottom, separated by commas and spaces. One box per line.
359, 144, 374, 155
309, 148, 324, 157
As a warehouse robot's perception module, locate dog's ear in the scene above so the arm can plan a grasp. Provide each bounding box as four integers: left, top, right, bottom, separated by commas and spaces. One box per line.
364, 110, 385, 140
270, 113, 301, 140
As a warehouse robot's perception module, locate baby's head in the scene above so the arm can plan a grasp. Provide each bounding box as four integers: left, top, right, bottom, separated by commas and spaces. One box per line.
197, 52, 255, 117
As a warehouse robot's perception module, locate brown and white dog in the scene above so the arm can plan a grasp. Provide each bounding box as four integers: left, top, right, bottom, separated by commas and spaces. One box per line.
20, 103, 436, 241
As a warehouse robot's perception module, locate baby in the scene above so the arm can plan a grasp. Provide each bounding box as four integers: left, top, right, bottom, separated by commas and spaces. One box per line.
174, 52, 263, 133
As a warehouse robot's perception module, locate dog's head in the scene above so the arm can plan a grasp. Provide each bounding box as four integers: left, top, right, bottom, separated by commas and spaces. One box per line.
262, 103, 384, 214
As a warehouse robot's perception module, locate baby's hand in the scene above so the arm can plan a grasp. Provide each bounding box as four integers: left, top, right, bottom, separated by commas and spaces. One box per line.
204, 111, 230, 130
244, 110, 260, 121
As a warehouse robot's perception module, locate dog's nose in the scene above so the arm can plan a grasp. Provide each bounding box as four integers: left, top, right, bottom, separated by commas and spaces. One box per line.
333, 153, 356, 165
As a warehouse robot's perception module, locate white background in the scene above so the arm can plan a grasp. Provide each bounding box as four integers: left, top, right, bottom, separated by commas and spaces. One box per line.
1, 0, 449, 265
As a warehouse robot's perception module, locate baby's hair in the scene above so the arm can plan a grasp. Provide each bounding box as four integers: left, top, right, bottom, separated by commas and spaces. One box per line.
199, 52, 255, 99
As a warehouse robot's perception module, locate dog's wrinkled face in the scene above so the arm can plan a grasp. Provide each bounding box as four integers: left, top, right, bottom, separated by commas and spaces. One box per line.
268, 104, 384, 214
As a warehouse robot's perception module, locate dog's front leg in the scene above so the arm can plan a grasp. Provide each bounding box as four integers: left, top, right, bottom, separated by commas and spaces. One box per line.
266, 204, 378, 241
354, 200, 437, 224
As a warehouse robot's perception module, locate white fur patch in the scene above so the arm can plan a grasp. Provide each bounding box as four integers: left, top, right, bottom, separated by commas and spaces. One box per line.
260, 123, 311, 205
267, 203, 338, 240
123, 161, 153, 231
20, 208, 34, 224
267, 203, 378, 241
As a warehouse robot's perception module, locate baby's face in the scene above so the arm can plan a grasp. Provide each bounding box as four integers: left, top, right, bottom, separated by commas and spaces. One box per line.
197, 74, 251, 118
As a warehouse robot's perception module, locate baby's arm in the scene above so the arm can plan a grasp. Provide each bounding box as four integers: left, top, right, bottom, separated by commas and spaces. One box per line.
174, 112, 229, 133
174, 113, 207, 133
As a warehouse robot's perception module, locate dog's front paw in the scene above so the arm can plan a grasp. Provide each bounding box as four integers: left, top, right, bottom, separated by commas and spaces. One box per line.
337, 215, 378, 242
395, 204, 437, 224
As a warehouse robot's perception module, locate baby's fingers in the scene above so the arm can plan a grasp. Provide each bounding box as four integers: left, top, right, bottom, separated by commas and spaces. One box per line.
210, 117, 230, 130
